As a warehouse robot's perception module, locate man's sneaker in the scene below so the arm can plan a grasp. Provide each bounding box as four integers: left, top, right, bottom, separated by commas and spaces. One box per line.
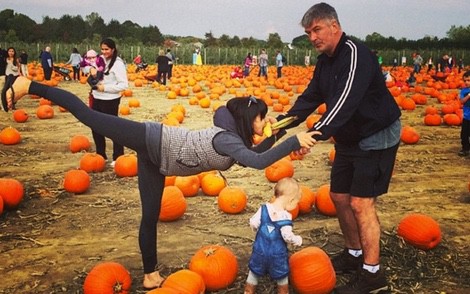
335, 268, 389, 294
331, 249, 362, 274
458, 150, 469, 157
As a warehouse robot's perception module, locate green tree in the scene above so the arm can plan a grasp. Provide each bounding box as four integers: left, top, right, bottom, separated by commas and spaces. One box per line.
266, 33, 284, 48
141, 25, 163, 45
204, 31, 217, 47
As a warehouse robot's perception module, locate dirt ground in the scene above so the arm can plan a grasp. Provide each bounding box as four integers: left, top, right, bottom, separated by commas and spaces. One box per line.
0, 72, 469, 294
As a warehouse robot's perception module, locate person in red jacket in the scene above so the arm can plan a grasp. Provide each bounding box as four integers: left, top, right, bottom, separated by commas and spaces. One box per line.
276, 3, 401, 293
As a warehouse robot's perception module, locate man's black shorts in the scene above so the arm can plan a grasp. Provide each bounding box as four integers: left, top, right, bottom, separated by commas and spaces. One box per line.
330, 143, 399, 197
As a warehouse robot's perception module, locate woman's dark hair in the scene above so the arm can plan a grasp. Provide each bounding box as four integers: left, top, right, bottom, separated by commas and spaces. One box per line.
7, 47, 18, 66
100, 38, 118, 75
72, 47, 79, 54
226, 96, 268, 147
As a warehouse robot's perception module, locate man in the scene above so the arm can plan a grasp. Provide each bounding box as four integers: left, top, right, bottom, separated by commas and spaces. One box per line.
41, 46, 53, 80
277, 3, 401, 293
413, 52, 423, 74
275, 50, 283, 78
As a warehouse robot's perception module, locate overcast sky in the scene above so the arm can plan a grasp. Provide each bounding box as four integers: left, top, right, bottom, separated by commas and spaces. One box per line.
2, 0, 469, 42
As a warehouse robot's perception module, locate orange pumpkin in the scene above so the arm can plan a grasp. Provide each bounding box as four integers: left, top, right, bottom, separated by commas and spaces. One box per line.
159, 186, 187, 222
79, 153, 106, 173
0, 178, 24, 209
397, 213, 442, 250
289, 247, 336, 294
264, 158, 294, 182
217, 186, 247, 214
0, 126, 21, 145
114, 154, 138, 177
36, 104, 54, 119
315, 184, 336, 217
70, 135, 91, 153
201, 173, 226, 196
298, 185, 316, 215
189, 245, 238, 291
119, 105, 131, 115
423, 114, 442, 126
63, 169, 90, 194
443, 113, 461, 126
128, 98, 140, 108
400, 126, 420, 144
328, 148, 336, 165
13, 109, 29, 123
83, 262, 132, 294
160, 269, 205, 294
164, 175, 176, 187
174, 175, 200, 197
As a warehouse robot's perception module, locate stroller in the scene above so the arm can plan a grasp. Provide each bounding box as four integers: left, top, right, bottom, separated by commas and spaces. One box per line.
136, 62, 148, 73
53, 66, 72, 81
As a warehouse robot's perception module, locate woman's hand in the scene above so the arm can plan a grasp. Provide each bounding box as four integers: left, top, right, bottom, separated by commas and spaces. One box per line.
296, 131, 322, 148
89, 67, 97, 77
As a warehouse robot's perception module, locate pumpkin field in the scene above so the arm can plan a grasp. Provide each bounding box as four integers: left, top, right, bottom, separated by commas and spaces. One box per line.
0, 63, 469, 293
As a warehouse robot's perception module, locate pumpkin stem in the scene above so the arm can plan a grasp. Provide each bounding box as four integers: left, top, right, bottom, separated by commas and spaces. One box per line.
203, 247, 216, 256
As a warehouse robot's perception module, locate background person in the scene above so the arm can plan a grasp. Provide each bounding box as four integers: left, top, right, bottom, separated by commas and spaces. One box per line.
40, 46, 53, 80
65, 47, 82, 81
155, 49, 170, 85
89, 38, 128, 166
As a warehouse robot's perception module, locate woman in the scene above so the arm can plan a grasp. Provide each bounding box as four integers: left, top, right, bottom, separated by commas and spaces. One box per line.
65, 47, 82, 81
90, 38, 128, 166
155, 49, 170, 85
3, 76, 320, 289
5, 47, 22, 77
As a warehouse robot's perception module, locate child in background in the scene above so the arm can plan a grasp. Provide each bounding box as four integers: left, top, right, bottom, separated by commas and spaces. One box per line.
458, 70, 470, 156
80, 49, 105, 89
244, 177, 302, 294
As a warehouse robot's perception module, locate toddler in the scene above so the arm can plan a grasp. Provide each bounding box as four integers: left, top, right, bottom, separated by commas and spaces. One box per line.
80, 49, 105, 89
245, 177, 302, 294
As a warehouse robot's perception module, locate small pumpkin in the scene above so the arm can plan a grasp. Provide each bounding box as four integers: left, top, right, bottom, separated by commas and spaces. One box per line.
397, 213, 442, 250
0, 126, 21, 145
80, 153, 106, 173
127, 98, 140, 108
400, 125, 420, 144
114, 154, 138, 177
13, 109, 29, 123
264, 157, 294, 183
159, 186, 187, 222
443, 113, 461, 126
0, 178, 24, 209
83, 262, 132, 294
160, 269, 205, 294
315, 184, 336, 217
217, 186, 247, 214
36, 104, 54, 119
189, 245, 238, 291
289, 247, 336, 294
0, 195, 3, 216
201, 173, 226, 196
70, 135, 91, 153
174, 175, 200, 197
63, 169, 90, 194
423, 114, 442, 126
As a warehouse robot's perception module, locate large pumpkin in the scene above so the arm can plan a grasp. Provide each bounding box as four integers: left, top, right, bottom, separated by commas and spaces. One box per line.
217, 186, 247, 214
160, 269, 205, 294
189, 245, 238, 291
0, 126, 21, 145
114, 154, 138, 177
289, 247, 336, 294
0, 178, 24, 209
83, 262, 132, 294
159, 186, 187, 222
264, 157, 294, 182
315, 184, 336, 216
63, 169, 90, 194
397, 213, 442, 250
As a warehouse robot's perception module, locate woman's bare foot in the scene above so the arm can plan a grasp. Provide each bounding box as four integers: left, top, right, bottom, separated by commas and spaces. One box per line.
143, 271, 164, 289
5, 76, 32, 110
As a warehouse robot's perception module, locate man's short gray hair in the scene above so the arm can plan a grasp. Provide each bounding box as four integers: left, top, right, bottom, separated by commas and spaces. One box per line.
300, 2, 340, 28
